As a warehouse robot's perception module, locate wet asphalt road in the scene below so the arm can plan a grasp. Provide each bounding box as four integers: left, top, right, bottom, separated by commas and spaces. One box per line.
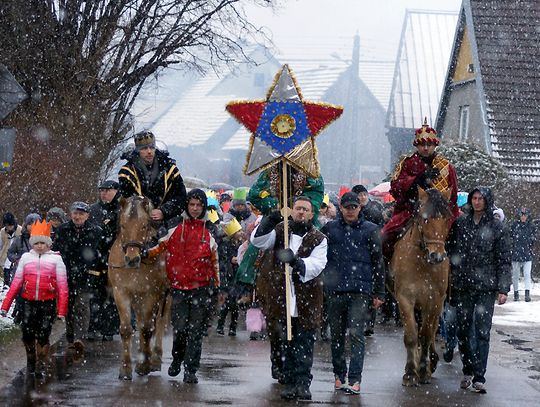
1, 323, 539, 406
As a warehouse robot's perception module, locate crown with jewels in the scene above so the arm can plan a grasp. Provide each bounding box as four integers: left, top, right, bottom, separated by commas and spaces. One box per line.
413, 117, 440, 146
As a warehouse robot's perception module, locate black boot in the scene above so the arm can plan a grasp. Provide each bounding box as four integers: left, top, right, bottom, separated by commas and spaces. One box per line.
514, 291, 519, 301
168, 358, 182, 377
525, 290, 531, 302
24, 340, 36, 375
280, 384, 297, 400
296, 384, 312, 400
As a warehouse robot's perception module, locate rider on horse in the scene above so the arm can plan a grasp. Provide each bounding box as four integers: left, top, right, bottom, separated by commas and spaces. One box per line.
382, 119, 460, 263
118, 131, 187, 228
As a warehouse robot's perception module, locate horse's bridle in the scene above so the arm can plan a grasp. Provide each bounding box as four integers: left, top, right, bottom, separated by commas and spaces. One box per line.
415, 220, 447, 261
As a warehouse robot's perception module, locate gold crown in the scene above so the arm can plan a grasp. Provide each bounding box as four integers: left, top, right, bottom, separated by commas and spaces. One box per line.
223, 218, 242, 236
30, 220, 52, 238
413, 117, 439, 146
134, 131, 156, 147
207, 209, 219, 224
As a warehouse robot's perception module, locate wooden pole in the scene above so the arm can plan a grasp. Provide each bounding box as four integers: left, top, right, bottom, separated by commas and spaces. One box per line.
282, 161, 293, 341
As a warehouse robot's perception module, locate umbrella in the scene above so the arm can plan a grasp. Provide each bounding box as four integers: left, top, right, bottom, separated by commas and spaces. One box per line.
368, 181, 391, 197
183, 176, 208, 189
209, 182, 234, 191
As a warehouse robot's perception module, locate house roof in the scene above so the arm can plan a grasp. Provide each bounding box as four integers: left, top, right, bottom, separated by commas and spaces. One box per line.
467, 0, 540, 180
386, 9, 459, 129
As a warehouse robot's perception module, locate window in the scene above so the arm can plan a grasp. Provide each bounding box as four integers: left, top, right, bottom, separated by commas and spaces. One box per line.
459, 105, 469, 141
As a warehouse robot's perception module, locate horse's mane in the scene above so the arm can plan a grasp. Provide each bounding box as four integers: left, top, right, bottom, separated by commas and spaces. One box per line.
416, 188, 451, 219
123, 196, 152, 220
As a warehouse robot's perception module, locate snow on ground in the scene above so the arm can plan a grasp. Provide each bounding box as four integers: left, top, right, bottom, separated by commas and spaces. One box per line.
492, 281, 540, 326
0, 288, 15, 332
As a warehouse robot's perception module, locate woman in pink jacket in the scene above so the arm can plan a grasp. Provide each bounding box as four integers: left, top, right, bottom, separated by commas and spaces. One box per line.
1, 220, 68, 377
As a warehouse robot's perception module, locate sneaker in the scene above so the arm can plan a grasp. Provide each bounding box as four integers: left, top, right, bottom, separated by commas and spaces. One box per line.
183, 371, 198, 383
228, 329, 236, 337
334, 375, 347, 390
102, 335, 114, 342
460, 375, 473, 389
345, 381, 361, 395
216, 327, 225, 336
168, 359, 182, 377
471, 382, 487, 394
364, 328, 374, 337
249, 332, 259, 341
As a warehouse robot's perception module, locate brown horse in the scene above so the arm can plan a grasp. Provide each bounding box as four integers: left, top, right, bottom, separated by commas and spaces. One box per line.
108, 196, 170, 380
391, 186, 452, 386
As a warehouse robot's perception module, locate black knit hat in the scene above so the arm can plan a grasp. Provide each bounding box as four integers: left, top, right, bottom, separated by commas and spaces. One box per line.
2, 212, 17, 227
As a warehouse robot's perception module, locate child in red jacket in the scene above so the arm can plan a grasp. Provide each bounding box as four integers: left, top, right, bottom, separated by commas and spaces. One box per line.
1, 220, 68, 377
148, 188, 219, 384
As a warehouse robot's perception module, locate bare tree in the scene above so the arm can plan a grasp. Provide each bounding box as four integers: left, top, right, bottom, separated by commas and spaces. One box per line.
0, 0, 274, 215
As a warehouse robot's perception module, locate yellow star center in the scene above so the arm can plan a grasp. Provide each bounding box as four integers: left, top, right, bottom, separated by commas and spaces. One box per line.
271, 114, 296, 138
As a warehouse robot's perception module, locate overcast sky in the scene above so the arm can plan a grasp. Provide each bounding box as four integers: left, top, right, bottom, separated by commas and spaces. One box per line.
246, 0, 462, 60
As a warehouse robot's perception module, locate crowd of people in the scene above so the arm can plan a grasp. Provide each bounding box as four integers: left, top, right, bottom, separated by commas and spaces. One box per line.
0, 124, 537, 400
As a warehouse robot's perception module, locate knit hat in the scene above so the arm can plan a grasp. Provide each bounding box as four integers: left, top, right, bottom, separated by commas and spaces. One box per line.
24, 213, 42, 226
46, 207, 67, 223
352, 184, 368, 194
232, 187, 248, 206
493, 208, 505, 222
413, 118, 439, 146
29, 220, 52, 247
134, 131, 156, 151
2, 212, 17, 227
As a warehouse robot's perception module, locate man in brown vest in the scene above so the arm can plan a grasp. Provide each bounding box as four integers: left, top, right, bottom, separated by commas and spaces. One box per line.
251, 196, 328, 401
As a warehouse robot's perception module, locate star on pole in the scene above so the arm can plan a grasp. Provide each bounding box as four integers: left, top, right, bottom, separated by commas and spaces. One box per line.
226, 64, 343, 178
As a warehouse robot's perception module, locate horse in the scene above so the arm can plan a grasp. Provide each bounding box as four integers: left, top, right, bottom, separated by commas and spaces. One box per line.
391, 186, 452, 387
108, 195, 170, 380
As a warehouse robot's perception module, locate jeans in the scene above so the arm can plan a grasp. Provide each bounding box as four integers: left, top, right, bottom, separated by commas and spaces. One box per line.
327, 292, 371, 383
512, 261, 532, 292
454, 290, 497, 384
171, 287, 211, 373
282, 318, 316, 386
66, 289, 92, 343
443, 302, 458, 352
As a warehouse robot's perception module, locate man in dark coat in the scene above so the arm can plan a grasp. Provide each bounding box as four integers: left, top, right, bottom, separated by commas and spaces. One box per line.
251, 196, 327, 401
89, 180, 121, 340
447, 186, 511, 394
118, 131, 187, 227
52, 202, 105, 350
382, 120, 459, 263
510, 207, 536, 302
321, 192, 385, 395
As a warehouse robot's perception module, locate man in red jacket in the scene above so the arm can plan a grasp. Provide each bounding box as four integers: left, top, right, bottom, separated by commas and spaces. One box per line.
382, 120, 459, 264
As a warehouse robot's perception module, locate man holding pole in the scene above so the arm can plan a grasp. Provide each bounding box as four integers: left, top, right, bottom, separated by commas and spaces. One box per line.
251, 196, 327, 401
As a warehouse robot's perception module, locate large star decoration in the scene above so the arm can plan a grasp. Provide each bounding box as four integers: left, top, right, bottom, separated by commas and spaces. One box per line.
226, 64, 343, 178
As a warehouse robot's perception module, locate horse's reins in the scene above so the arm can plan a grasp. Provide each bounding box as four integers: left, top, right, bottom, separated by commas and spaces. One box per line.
415, 220, 447, 260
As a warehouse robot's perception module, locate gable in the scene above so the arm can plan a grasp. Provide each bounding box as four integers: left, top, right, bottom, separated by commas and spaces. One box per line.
452, 27, 475, 82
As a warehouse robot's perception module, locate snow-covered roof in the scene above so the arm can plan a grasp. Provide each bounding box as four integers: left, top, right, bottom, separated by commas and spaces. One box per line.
386, 9, 459, 129
469, 0, 540, 180
132, 39, 393, 152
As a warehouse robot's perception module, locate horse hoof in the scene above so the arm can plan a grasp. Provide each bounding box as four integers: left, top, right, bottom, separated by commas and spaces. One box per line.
135, 363, 151, 376
402, 374, 419, 387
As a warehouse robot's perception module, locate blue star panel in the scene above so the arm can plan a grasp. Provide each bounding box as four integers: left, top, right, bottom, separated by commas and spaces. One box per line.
255, 101, 311, 155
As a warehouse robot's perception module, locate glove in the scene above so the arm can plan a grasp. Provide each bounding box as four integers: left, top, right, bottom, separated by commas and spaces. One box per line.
291, 257, 306, 278
0, 310, 7, 318
277, 248, 295, 263
140, 246, 149, 259
424, 167, 440, 181
254, 210, 284, 237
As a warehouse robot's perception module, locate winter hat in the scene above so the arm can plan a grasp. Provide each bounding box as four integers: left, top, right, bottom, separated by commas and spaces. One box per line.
70, 201, 90, 213
352, 184, 368, 194
134, 131, 156, 151
24, 213, 42, 226
2, 212, 17, 227
29, 220, 52, 247
232, 187, 248, 206
46, 207, 67, 223
98, 180, 120, 190
493, 208, 505, 222
413, 118, 439, 146
186, 188, 208, 219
